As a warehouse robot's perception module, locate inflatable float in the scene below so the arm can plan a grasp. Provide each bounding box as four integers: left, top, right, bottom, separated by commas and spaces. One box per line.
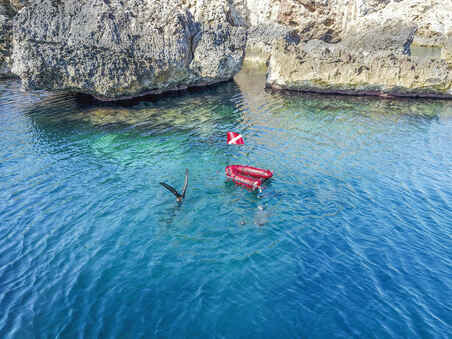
225, 165, 273, 191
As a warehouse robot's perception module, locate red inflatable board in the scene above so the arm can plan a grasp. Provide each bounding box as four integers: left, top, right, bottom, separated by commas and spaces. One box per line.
225, 165, 273, 191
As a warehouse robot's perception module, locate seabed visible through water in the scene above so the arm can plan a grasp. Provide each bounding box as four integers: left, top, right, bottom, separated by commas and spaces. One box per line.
1, 68, 451, 338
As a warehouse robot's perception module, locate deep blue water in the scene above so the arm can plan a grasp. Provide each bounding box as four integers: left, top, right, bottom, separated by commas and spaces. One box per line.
1, 70, 451, 338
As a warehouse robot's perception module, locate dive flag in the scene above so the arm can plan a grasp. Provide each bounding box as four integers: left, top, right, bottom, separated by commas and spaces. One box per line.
227, 132, 244, 145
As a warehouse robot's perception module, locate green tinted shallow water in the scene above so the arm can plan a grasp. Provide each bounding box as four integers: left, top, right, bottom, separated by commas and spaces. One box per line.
1, 70, 451, 338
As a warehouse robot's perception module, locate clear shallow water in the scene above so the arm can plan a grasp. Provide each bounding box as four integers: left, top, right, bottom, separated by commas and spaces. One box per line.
1, 70, 451, 338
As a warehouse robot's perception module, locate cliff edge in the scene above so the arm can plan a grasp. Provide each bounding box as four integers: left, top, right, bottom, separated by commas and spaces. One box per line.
11, 0, 247, 100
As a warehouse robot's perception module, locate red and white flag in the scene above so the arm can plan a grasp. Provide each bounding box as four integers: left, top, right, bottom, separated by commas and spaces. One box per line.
227, 132, 244, 145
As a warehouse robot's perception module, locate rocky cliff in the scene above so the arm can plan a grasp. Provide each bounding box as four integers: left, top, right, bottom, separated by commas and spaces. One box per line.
1, 0, 451, 99
243, 0, 395, 66
11, 0, 246, 100
0, 0, 15, 77
260, 0, 452, 98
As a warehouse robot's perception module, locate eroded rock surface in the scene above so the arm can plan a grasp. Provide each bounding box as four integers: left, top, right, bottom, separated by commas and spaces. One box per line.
6, 0, 452, 99
0, 0, 15, 77
266, 0, 452, 98
265, 0, 394, 43
242, 0, 285, 66
243, 0, 395, 66
268, 37, 452, 98
12, 0, 246, 100
10, 0, 29, 11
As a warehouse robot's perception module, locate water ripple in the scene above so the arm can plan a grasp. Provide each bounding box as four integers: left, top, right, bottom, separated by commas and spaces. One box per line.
1, 73, 452, 338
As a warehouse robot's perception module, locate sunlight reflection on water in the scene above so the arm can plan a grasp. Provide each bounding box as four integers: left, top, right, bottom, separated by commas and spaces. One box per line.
0, 69, 451, 338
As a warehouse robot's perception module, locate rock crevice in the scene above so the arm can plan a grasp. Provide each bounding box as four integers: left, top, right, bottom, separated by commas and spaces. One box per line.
1, 0, 451, 99
11, 0, 247, 100
261, 0, 452, 98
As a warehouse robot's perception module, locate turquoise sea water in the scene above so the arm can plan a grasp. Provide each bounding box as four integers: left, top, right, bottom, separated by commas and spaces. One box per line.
1, 70, 451, 338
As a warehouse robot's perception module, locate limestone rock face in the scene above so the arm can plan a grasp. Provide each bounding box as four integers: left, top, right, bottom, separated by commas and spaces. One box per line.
243, 0, 393, 66
266, 0, 452, 98
8, 0, 452, 99
10, 0, 29, 11
0, 0, 15, 77
246, 0, 280, 26
443, 34, 452, 65
12, 0, 247, 100
183, 0, 248, 26
276, 0, 393, 43
245, 23, 288, 67
268, 37, 452, 98
242, 0, 286, 66
399, 0, 452, 48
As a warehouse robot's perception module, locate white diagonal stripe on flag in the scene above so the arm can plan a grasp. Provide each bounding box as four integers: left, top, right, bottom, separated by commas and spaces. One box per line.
228, 134, 243, 144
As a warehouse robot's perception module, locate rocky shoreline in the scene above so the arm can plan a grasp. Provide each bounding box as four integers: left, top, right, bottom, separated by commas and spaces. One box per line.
0, 0, 451, 100
264, 0, 452, 99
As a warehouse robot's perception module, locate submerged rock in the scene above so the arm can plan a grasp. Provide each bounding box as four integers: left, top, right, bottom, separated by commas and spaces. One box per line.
12, 0, 246, 100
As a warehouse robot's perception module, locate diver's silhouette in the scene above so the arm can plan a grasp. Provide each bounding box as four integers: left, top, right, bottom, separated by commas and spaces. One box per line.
160, 169, 188, 203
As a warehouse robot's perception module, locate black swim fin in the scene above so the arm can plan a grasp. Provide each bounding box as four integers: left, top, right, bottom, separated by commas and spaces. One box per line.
181, 169, 188, 199
160, 169, 188, 202
159, 182, 181, 198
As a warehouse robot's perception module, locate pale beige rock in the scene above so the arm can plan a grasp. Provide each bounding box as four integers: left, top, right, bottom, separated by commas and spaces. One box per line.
7, 0, 452, 99
9, 0, 29, 11
442, 33, 452, 65
266, 0, 452, 98
243, 0, 287, 66
243, 0, 392, 67
352, 0, 452, 58
182, 0, 248, 26
267, 37, 452, 98
276, 0, 392, 43
246, 0, 280, 26
271, 0, 450, 45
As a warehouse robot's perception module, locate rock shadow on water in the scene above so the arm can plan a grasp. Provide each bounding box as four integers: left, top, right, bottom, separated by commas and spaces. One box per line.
15, 82, 271, 192
21, 68, 452, 140
20, 80, 249, 165
11, 69, 452, 172
24, 80, 244, 131
233, 68, 452, 132
263, 87, 452, 120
